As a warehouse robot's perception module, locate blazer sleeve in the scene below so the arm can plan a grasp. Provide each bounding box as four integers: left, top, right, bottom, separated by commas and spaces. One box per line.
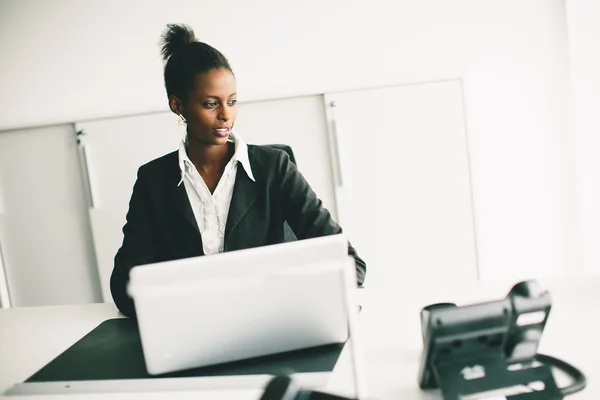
276, 151, 366, 286
111, 167, 159, 318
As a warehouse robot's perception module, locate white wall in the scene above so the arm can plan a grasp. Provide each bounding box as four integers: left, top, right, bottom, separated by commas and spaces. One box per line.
0, 0, 580, 296
566, 0, 600, 276
0, 0, 568, 130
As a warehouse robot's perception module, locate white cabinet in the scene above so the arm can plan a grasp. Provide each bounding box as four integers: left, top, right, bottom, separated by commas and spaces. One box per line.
324, 80, 479, 288
0, 80, 577, 306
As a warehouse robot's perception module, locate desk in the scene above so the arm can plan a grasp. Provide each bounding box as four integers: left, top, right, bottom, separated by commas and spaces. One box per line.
1, 277, 599, 399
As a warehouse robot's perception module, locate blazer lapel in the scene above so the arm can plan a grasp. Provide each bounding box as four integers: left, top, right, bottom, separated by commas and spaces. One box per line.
224, 167, 258, 245
149, 152, 204, 257
174, 182, 200, 234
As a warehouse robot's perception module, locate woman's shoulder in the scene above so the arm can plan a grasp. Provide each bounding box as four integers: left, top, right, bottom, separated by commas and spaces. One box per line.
137, 150, 179, 179
245, 144, 299, 187
247, 144, 293, 170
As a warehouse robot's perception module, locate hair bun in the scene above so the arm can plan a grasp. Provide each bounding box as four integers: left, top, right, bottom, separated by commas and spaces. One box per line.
160, 23, 197, 61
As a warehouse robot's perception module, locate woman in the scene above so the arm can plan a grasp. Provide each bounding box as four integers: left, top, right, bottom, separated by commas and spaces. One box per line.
110, 23, 366, 317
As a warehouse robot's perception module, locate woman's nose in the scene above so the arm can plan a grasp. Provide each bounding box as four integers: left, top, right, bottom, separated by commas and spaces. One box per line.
218, 105, 231, 122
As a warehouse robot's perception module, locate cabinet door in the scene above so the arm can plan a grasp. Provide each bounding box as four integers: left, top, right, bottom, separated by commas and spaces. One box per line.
75, 112, 183, 302
324, 80, 478, 287
76, 96, 335, 302
0, 125, 101, 306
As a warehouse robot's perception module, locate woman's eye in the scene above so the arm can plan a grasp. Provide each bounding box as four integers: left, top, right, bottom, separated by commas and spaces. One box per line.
204, 102, 218, 108
228, 99, 238, 106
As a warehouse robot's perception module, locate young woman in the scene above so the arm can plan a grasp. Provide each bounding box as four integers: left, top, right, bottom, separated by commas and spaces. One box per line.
110, 23, 366, 317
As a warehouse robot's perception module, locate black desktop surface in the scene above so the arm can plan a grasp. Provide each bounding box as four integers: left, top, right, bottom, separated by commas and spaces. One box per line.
25, 318, 346, 382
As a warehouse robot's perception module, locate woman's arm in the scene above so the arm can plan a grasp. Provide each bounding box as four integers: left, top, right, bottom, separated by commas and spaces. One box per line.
276, 150, 366, 286
111, 167, 159, 317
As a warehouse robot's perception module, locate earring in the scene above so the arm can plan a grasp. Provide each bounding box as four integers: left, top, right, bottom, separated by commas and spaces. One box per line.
178, 114, 187, 125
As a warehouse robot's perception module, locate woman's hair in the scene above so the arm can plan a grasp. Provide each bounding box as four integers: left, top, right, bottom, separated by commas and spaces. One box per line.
159, 23, 233, 100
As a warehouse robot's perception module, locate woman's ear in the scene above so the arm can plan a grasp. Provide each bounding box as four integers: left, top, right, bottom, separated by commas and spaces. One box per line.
168, 95, 183, 115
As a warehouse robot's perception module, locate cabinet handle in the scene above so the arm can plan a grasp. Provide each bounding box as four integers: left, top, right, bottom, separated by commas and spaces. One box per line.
330, 119, 344, 188
77, 130, 97, 209
0, 236, 12, 308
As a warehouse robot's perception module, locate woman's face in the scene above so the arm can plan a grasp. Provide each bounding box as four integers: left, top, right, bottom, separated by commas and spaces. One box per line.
177, 68, 238, 146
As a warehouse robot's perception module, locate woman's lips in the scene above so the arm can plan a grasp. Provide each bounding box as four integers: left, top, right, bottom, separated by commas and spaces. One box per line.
213, 127, 231, 137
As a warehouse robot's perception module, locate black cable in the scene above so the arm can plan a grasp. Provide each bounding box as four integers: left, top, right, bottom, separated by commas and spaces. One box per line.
535, 353, 587, 396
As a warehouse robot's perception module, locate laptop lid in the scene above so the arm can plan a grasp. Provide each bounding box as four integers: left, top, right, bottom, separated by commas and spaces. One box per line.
126, 234, 357, 377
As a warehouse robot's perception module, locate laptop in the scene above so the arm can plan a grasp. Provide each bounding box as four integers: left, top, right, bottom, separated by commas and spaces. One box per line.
126, 233, 359, 376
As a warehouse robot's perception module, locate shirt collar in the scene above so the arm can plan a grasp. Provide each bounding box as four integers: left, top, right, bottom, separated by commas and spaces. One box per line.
177, 131, 255, 186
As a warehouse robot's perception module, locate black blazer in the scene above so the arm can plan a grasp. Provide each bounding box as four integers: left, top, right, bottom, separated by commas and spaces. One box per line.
111, 145, 367, 317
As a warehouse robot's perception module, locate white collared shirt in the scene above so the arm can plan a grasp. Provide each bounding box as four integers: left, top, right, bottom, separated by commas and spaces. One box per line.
178, 131, 255, 255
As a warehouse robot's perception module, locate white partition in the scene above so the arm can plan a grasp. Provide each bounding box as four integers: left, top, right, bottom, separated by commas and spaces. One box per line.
324, 80, 478, 288
75, 96, 335, 302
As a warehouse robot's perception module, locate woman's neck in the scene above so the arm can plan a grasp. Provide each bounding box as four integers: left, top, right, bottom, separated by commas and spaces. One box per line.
186, 136, 233, 175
